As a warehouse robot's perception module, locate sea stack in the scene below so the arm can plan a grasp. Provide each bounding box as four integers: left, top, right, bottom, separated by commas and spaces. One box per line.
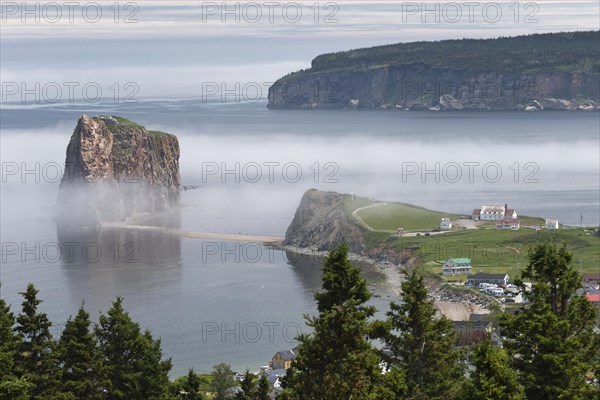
57, 115, 180, 226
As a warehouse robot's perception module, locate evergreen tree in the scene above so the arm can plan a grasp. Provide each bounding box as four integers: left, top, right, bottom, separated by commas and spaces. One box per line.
255, 374, 270, 400
500, 241, 600, 399
282, 244, 381, 399
464, 339, 525, 400
179, 368, 203, 400
376, 270, 463, 399
57, 305, 105, 399
211, 363, 235, 400
0, 297, 33, 400
369, 367, 408, 400
95, 297, 172, 400
14, 283, 61, 399
234, 370, 255, 400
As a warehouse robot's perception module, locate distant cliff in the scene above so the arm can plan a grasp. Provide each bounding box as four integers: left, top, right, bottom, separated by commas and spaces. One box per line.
268, 31, 600, 111
283, 189, 365, 253
57, 115, 180, 226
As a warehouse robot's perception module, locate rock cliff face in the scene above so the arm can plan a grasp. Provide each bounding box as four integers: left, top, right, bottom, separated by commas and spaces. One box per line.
283, 189, 364, 253
268, 65, 599, 111
57, 115, 180, 226
268, 32, 600, 111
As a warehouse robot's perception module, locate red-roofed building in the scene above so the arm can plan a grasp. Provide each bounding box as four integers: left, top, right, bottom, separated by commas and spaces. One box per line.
496, 218, 520, 230
585, 293, 600, 306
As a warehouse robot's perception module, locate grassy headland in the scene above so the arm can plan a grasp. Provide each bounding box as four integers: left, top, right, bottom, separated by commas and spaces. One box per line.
342, 195, 600, 280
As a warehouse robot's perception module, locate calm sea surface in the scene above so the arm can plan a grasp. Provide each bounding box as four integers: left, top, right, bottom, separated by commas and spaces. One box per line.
1, 100, 599, 375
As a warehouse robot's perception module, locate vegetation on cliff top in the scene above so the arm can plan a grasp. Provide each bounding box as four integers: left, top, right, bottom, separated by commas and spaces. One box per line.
279, 31, 600, 80
91, 116, 173, 138
341, 194, 600, 277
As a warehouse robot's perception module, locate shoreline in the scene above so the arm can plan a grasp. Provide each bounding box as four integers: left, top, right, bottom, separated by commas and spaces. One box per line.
274, 244, 491, 320
101, 222, 284, 243
101, 223, 491, 321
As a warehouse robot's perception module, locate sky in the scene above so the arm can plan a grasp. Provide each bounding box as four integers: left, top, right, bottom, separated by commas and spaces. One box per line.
1, 0, 599, 98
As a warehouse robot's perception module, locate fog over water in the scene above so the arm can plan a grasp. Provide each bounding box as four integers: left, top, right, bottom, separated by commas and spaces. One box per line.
1, 101, 599, 376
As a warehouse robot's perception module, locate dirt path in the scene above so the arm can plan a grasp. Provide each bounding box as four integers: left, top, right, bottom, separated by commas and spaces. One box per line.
351, 203, 388, 231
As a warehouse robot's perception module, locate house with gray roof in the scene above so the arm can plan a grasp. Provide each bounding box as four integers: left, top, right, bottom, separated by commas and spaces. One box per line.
271, 347, 298, 370
467, 272, 509, 286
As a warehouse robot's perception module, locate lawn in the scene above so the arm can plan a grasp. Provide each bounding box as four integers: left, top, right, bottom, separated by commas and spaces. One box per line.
343, 196, 460, 232
342, 193, 599, 280
384, 227, 600, 280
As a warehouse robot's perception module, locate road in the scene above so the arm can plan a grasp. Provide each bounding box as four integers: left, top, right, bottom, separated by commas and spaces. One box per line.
351, 202, 390, 231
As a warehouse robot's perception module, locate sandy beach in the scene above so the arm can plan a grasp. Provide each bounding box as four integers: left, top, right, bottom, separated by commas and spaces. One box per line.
433, 301, 488, 321
102, 223, 284, 243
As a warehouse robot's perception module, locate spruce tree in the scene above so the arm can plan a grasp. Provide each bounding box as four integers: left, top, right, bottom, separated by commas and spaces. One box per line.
282, 244, 381, 399
255, 374, 270, 400
234, 370, 255, 399
180, 368, 203, 400
464, 339, 525, 400
369, 367, 408, 400
500, 241, 599, 399
14, 283, 61, 399
57, 305, 105, 399
95, 297, 172, 400
0, 297, 33, 399
376, 270, 463, 399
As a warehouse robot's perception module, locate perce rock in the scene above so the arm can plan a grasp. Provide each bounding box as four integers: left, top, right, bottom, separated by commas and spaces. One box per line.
57, 115, 180, 226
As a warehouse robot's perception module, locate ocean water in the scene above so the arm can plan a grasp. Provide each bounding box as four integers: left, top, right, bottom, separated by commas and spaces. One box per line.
1, 99, 599, 375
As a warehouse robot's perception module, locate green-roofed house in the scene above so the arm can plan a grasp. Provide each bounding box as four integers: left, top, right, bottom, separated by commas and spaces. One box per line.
442, 258, 472, 276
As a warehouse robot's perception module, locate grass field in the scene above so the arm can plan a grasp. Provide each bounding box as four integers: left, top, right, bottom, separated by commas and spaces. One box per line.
343, 195, 459, 232
367, 227, 600, 280
343, 194, 599, 279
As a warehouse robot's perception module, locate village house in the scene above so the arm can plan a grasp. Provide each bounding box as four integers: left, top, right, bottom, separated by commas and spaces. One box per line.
545, 219, 559, 229
440, 218, 452, 230
452, 314, 496, 346
270, 348, 298, 370
442, 258, 472, 276
496, 218, 520, 230
583, 273, 600, 289
472, 204, 517, 221
454, 314, 494, 335
266, 369, 286, 391
467, 272, 510, 286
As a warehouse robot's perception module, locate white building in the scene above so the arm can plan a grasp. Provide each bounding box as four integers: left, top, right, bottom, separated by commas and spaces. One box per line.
545, 219, 559, 229
496, 218, 520, 230
442, 258, 472, 276
440, 218, 452, 230
472, 204, 517, 221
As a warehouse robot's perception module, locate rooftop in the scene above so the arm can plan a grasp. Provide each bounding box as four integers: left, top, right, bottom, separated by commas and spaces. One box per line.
447, 258, 471, 264
585, 294, 600, 302
481, 205, 506, 213
469, 314, 493, 323
274, 349, 297, 361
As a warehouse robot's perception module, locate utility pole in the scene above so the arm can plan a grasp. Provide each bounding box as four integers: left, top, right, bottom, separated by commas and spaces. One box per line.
580, 213, 583, 228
